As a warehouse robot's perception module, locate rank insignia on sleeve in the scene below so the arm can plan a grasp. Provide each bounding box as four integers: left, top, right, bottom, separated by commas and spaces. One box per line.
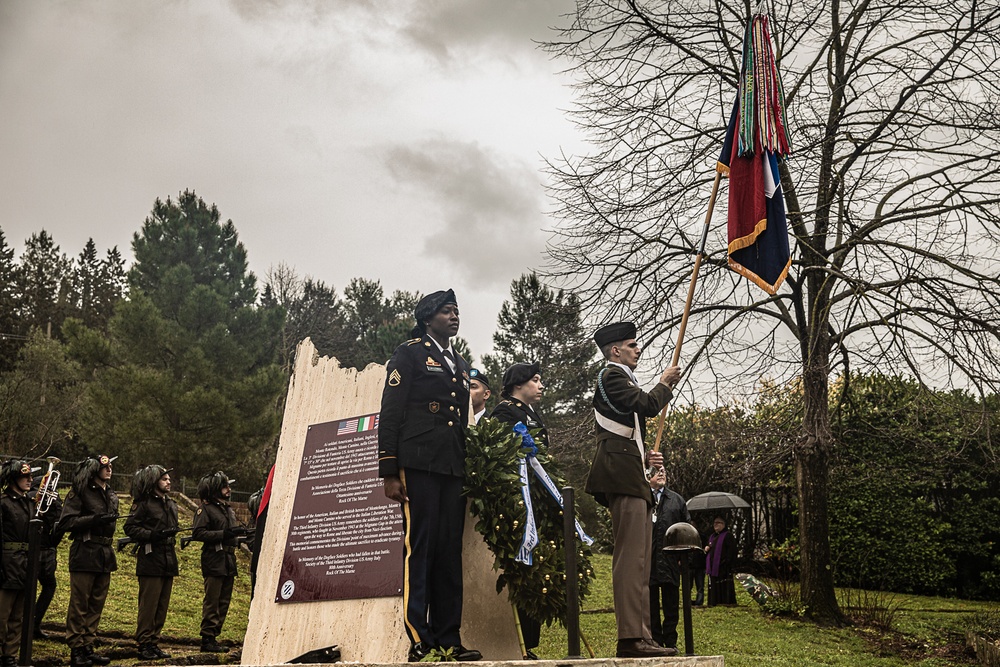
388, 369, 402, 386
426, 356, 441, 367
429, 402, 440, 413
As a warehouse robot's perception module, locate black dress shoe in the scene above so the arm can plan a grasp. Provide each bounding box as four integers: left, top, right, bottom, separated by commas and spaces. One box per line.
616, 638, 676, 658
524, 649, 539, 660
408, 642, 433, 662
70, 647, 93, 667
449, 646, 482, 661
153, 646, 171, 659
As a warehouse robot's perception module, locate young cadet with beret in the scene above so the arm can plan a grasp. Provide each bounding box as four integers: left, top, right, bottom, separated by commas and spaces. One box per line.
468, 369, 491, 424
586, 322, 681, 658
378, 289, 480, 662
489, 361, 548, 659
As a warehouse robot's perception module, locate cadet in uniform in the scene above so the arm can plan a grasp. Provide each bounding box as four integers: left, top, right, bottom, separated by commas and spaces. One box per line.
31, 472, 62, 640
124, 465, 179, 660
489, 362, 547, 660
468, 369, 491, 424
585, 322, 681, 658
378, 289, 480, 662
0, 461, 37, 667
59, 455, 119, 667
192, 471, 245, 654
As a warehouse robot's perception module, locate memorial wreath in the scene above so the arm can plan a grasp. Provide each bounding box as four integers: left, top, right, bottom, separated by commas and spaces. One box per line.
464, 417, 595, 628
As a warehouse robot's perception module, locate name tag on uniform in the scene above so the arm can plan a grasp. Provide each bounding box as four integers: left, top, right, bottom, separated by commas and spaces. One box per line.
426, 364, 444, 373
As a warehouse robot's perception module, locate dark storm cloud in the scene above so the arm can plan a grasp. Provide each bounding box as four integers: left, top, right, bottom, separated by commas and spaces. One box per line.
382, 140, 545, 287
401, 0, 575, 61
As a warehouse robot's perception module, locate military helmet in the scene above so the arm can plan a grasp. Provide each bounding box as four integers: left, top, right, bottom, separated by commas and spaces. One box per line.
73, 454, 116, 494
0, 460, 36, 491
131, 464, 171, 501
663, 522, 703, 551
197, 471, 234, 501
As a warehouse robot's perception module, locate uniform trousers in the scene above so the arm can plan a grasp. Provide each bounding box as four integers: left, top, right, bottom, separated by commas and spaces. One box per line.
649, 582, 680, 648
66, 572, 111, 649
517, 608, 541, 652
34, 549, 57, 626
399, 468, 465, 649
201, 576, 234, 641
608, 493, 653, 640
137, 576, 173, 644
0, 589, 25, 656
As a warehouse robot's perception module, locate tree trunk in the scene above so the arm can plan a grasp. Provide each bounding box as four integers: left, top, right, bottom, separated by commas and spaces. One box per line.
796, 347, 846, 625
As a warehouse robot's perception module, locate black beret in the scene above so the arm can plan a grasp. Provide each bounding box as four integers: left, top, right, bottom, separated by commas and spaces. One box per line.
469, 368, 491, 389
414, 289, 458, 329
593, 321, 637, 348
502, 361, 541, 394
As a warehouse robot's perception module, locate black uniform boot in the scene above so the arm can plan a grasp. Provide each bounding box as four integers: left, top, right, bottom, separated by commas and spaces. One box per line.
152, 646, 170, 659
3, 655, 19, 667
70, 647, 94, 667
200, 639, 227, 653
137, 644, 160, 660
86, 646, 111, 666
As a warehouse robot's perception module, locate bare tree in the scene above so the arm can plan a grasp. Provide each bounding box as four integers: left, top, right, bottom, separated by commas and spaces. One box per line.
544, 0, 1000, 623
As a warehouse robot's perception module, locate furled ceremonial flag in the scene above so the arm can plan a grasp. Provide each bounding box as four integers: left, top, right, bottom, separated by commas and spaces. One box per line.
718, 13, 792, 295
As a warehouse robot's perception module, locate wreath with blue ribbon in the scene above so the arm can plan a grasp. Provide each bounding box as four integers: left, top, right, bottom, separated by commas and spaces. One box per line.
464, 417, 595, 627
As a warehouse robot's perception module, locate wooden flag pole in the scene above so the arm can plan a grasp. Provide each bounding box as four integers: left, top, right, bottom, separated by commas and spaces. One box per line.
651, 170, 723, 454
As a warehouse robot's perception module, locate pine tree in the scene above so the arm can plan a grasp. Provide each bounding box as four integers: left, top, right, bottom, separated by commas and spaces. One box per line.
16, 230, 72, 337
66, 191, 285, 481
0, 228, 20, 371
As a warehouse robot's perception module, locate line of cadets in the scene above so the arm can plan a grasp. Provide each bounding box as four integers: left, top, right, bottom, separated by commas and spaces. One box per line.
0, 458, 251, 666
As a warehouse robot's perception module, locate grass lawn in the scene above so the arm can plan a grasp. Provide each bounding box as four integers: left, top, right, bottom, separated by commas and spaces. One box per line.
25, 499, 996, 666
538, 554, 993, 667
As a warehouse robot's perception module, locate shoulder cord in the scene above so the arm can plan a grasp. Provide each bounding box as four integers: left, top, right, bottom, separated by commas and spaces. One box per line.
597, 367, 630, 416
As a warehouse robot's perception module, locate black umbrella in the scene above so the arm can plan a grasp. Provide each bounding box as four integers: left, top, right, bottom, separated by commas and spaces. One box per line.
686, 491, 750, 512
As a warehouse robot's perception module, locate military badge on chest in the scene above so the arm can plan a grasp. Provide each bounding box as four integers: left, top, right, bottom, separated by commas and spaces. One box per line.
426, 356, 444, 373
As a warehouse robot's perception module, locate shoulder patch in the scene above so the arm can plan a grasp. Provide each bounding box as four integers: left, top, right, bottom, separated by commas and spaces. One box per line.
196, 508, 203, 515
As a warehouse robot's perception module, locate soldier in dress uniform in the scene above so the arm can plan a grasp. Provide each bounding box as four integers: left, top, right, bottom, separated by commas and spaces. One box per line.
489, 362, 548, 659
378, 289, 481, 662
59, 455, 119, 667
30, 472, 62, 640
585, 322, 681, 658
191, 471, 245, 654
0, 460, 38, 667
468, 369, 491, 424
124, 465, 179, 660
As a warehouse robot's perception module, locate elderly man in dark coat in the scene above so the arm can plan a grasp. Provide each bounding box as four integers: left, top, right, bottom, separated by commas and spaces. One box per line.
648, 468, 691, 649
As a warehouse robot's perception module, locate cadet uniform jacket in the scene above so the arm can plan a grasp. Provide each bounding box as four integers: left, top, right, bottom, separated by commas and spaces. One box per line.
585, 364, 672, 507
192, 500, 238, 578
378, 334, 471, 478
0, 488, 34, 589
490, 399, 548, 448
124, 494, 180, 577
59, 482, 119, 574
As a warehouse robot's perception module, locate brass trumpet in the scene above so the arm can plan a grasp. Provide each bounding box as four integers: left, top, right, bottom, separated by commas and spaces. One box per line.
34, 456, 60, 516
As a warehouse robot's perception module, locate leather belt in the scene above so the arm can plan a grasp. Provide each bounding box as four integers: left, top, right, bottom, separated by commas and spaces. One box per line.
2, 542, 28, 552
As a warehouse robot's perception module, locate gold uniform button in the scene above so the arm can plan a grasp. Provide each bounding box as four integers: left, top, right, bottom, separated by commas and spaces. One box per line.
447, 421, 454, 427
450, 392, 456, 397
452, 378, 457, 383
449, 406, 454, 411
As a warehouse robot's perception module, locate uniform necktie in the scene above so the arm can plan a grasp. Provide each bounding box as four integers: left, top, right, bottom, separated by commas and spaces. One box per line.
442, 349, 456, 372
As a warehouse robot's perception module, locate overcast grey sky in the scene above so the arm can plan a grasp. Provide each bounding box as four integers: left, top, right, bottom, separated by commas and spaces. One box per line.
0, 0, 582, 360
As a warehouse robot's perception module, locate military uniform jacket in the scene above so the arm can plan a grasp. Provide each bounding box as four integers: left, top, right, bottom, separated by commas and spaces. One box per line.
124, 494, 180, 577
378, 334, 471, 478
192, 500, 238, 578
0, 489, 35, 589
585, 364, 672, 507
490, 398, 548, 449
59, 482, 119, 573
